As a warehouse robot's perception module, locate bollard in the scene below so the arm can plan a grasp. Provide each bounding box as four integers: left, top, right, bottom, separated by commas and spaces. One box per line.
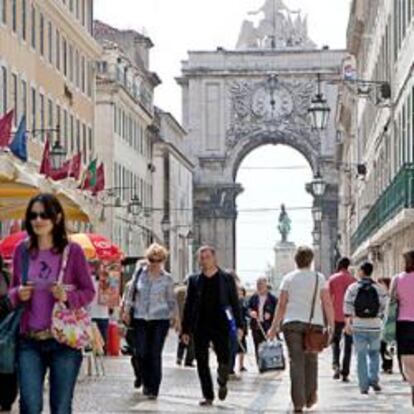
107, 320, 120, 356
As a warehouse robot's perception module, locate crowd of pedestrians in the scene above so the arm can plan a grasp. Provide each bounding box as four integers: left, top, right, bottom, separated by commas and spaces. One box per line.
1, 193, 414, 412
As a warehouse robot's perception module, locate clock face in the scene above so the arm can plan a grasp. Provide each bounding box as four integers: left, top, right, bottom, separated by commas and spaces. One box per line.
251, 85, 294, 119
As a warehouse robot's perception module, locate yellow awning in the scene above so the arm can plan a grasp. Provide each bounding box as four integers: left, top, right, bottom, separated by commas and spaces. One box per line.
0, 153, 92, 222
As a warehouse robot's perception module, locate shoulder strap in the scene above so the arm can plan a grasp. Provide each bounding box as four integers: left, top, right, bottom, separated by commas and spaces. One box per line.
21, 242, 30, 285
308, 272, 319, 325
57, 244, 71, 284
131, 266, 144, 304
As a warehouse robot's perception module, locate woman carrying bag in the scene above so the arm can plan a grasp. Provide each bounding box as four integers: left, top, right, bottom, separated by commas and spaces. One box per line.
8, 193, 95, 414
0, 255, 18, 412
268, 246, 334, 413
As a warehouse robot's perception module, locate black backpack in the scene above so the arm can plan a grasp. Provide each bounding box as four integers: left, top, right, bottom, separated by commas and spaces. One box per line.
354, 279, 380, 318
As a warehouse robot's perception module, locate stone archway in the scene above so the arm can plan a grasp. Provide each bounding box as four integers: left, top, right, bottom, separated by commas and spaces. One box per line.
179, 45, 344, 277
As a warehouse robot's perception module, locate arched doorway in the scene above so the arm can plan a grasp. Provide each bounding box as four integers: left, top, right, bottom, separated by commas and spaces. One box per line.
236, 144, 314, 288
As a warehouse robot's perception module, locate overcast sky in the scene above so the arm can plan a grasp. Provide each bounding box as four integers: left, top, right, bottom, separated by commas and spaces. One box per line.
95, 0, 352, 284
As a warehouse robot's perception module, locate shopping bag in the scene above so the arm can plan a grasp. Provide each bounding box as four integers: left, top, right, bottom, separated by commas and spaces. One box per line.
258, 339, 286, 373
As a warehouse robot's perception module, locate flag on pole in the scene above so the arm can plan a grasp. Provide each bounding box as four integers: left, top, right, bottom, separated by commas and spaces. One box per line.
39, 139, 51, 176
80, 158, 97, 190
92, 163, 105, 195
9, 116, 28, 162
0, 110, 14, 148
49, 160, 71, 181
68, 152, 82, 180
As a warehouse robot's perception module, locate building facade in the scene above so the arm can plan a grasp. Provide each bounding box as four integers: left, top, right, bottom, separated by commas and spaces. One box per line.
93, 20, 159, 257
337, 0, 414, 277
153, 109, 194, 282
0, 0, 100, 234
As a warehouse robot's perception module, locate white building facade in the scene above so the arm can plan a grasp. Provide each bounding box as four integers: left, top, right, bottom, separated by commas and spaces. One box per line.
94, 21, 159, 257
153, 109, 194, 282
337, 0, 414, 277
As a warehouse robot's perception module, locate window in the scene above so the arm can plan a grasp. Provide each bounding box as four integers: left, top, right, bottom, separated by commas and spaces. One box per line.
63, 110, 68, 150
39, 93, 45, 137
48, 99, 54, 129
76, 119, 80, 152
21, 80, 27, 117
69, 0, 74, 12
48, 21, 53, 63
31, 87, 36, 131
113, 105, 117, 132
81, 0, 85, 26
87, 61, 92, 97
55, 29, 60, 70
69, 45, 73, 82
11, 74, 18, 126
81, 56, 85, 93
56, 104, 61, 135
0, 66, 7, 115
63, 38, 67, 76
31, 6, 36, 49
70, 114, 74, 152
21, 0, 27, 40
87, 0, 93, 34
76, 0, 80, 19
82, 124, 87, 162
88, 127, 93, 162
0, 0, 5, 24
12, 0, 16, 32
75, 50, 80, 88
39, 13, 45, 56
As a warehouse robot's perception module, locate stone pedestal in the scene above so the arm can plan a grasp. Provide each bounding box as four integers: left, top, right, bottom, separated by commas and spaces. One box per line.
272, 241, 296, 290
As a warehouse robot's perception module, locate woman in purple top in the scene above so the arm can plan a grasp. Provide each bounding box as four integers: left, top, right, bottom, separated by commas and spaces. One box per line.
8, 193, 95, 414
392, 250, 414, 407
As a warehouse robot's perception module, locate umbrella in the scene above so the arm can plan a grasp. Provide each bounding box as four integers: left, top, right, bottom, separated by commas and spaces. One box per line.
0, 232, 124, 262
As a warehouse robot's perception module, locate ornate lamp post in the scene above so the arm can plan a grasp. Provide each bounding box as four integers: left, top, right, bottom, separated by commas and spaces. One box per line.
308, 74, 331, 130
128, 194, 142, 216
50, 140, 67, 170
310, 170, 327, 197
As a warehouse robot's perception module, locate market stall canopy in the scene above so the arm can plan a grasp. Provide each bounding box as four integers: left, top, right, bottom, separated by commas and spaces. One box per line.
0, 231, 124, 262
0, 153, 92, 222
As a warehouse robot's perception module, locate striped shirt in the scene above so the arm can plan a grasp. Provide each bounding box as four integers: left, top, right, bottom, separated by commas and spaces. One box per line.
124, 267, 178, 321
344, 278, 388, 332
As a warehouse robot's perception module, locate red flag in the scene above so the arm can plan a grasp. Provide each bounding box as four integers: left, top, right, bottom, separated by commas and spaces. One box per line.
39, 139, 51, 176
92, 163, 105, 195
49, 160, 71, 181
0, 110, 14, 147
68, 152, 82, 180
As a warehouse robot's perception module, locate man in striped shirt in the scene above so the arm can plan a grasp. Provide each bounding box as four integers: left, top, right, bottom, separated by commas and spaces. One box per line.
344, 262, 388, 394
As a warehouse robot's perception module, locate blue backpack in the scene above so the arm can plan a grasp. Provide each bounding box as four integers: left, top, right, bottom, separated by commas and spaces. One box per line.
0, 244, 29, 374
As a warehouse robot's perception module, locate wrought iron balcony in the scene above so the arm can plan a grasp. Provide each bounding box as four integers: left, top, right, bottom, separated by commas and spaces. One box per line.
351, 164, 414, 252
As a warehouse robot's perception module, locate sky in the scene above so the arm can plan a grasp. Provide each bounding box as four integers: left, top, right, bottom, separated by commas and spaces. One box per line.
95, 0, 352, 284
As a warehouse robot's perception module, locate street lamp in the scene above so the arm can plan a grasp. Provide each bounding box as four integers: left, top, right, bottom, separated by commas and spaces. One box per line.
161, 215, 171, 233
312, 229, 321, 244
50, 140, 66, 170
308, 73, 331, 130
311, 170, 327, 197
312, 206, 322, 222
128, 194, 142, 216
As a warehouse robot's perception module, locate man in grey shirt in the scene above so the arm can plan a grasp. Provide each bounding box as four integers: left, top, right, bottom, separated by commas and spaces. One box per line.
344, 262, 388, 394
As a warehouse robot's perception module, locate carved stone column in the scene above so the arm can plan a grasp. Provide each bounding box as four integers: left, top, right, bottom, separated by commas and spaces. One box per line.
194, 183, 243, 270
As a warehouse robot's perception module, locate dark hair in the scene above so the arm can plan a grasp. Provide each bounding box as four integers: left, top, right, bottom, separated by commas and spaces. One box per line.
337, 257, 351, 271
295, 246, 314, 268
360, 261, 373, 277
403, 250, 414, 273
24, 193, 69, 254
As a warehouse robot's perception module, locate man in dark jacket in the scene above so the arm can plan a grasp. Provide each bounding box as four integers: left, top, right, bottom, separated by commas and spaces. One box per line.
248, 277, 278, 362
181, 246, 243, 406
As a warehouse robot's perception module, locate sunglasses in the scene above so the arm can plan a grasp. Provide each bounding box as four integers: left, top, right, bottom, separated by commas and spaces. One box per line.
28, 211, 51, 221
148, 257, 164, 264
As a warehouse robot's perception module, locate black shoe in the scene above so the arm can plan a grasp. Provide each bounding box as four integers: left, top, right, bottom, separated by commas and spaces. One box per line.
218, 384, 228, 401
294, 408, 303, 413
143, 387, 150, 396
371, 383, 382, 392
176, 359, 182, 366
361, 389, 369, 395
342, 376, 350, 383
184, 362, 195, 367
147, 394, 157, 400
333, 370, 341, 380
134, 378, 142, 389
199, 399, 213, 406
240, 366, 247, 372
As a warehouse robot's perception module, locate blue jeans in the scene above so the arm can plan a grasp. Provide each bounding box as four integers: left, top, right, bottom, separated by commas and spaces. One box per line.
18, 338, 82, 414
133, 319, 170, 396
353, 331, 381, 391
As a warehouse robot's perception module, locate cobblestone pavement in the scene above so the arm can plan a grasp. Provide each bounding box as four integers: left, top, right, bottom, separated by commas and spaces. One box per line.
12, 333, 414, 413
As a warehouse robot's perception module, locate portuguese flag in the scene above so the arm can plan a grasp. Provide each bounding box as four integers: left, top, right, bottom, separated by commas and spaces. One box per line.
80, 158, 97, 191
